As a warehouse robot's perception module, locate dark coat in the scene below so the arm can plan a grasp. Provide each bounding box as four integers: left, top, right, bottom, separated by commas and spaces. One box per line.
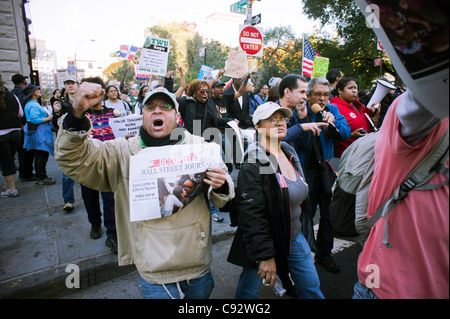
224, 85, 253, 129
227, 141, 315, 290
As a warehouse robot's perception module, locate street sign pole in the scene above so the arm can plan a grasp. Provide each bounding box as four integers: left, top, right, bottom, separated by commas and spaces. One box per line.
246, 0, 252, 25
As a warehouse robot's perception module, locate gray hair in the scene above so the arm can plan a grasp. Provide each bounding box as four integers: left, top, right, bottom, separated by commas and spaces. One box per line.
307, 77, 331, 95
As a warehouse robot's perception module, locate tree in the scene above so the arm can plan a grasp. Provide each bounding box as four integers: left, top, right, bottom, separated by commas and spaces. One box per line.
103, 60, 135, 85
301, 0, 397, 88
258, 26, 300, 87
146, 21, 231, 86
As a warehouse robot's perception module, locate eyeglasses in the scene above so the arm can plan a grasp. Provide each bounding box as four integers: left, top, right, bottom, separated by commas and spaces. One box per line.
197, 89, 210, 95
262, 118, 289, 125
312, 92, 330, 98
144, 103, 174, 111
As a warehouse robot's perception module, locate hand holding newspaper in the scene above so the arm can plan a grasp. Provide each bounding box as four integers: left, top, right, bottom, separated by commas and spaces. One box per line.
129, 143, 222, 222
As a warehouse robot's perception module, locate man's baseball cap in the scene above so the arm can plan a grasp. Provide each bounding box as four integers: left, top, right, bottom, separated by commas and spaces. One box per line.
130, 84, 140, 90
11, 74, 28, 84
63, 76, 78, 84
212, 80, 226, 88
142, 87, 179, 112
252, 102, 293, 125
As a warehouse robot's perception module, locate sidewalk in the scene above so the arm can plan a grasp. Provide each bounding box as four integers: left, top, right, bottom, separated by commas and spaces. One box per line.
0, 156, 237, 299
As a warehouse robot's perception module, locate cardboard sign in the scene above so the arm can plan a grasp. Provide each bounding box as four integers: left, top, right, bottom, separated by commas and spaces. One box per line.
223, 50, 249, 78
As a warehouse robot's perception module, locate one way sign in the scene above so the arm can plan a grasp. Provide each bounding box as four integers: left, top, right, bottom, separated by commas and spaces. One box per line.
251, 13, 261, 25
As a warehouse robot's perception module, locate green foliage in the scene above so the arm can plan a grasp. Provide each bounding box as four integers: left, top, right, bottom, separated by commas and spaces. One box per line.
301, 0, 397, 88
146, 22, 231, 86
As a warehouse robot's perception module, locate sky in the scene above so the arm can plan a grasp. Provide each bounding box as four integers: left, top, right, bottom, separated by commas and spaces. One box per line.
27, 0, 319, 67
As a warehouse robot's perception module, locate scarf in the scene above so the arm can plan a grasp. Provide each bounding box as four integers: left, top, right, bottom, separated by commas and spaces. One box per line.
139, 125, 185, 147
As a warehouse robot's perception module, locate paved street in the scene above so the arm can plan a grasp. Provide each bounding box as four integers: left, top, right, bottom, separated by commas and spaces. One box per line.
60, 233, 361, 299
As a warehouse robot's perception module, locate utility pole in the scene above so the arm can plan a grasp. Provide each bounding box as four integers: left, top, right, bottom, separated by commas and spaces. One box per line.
246, 0, 260, 25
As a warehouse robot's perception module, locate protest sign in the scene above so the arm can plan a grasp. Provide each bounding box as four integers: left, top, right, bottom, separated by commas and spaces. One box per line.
129, 143, 222, 222
109, 114, 143, 138
313, 56, 330, 78
223, 50, 248, 78
138, 36, 171, 77
197, 65, 214, 81
134, 64, 152, 81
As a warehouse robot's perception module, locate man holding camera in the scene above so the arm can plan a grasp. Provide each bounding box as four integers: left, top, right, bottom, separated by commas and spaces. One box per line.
54, 76, 79, 212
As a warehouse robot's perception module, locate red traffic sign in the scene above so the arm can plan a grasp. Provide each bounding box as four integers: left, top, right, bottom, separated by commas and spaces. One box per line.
239, 25, 263, 57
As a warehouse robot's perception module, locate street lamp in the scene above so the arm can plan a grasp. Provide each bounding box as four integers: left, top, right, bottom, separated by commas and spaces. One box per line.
74, 39, 95, 79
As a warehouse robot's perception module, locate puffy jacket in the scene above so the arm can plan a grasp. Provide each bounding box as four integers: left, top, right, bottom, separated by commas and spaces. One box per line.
55, 115, 235, 284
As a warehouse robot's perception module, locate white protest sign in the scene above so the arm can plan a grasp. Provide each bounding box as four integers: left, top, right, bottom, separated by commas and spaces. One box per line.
109, 114, 143, 138
129, 143, 222, 222
223, 50, 249, 78
138, 36, 171, 77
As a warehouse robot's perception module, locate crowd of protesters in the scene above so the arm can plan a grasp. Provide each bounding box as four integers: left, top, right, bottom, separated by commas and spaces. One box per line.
0, 52, 447, 299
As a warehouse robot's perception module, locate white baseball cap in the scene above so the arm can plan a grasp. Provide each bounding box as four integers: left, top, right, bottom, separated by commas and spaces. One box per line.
252, 102, 293, 125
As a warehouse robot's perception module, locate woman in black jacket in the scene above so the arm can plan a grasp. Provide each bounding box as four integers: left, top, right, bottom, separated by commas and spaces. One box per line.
227, 102, 324, 299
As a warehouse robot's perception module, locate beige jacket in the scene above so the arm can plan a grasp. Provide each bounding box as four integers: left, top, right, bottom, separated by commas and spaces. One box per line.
55, 118, 234, 284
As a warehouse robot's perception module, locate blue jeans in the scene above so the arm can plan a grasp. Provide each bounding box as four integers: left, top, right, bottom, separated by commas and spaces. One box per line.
210, 201, 219, 215
140, 272, 214, 299
352, 282, 379, 299
235, 233, 324, 299
62, 173, 75, 204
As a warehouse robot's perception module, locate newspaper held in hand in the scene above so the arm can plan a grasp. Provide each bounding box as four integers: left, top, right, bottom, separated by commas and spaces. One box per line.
129, 143, 222, 222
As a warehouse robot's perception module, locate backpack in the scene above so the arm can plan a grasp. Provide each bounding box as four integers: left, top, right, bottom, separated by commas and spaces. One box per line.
330, 129, 449, 247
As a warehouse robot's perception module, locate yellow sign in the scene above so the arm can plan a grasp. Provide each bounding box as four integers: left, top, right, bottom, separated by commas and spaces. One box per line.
313, 57, 330, 78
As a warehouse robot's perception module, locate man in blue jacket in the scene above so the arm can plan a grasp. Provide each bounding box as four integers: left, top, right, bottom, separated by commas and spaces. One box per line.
298, 77, 350, 274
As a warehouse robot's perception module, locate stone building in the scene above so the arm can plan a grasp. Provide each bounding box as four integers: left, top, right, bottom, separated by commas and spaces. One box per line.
0, 0, 33, 90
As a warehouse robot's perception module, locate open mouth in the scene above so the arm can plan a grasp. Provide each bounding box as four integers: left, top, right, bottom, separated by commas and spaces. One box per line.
152, 119, 165, 130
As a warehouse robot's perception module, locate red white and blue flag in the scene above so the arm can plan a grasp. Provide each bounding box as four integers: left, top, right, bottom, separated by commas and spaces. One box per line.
119, 45, 138, 60
302, 37, 320, 78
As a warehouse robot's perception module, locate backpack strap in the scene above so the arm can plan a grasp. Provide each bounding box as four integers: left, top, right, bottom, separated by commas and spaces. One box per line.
367, 129, 449, 248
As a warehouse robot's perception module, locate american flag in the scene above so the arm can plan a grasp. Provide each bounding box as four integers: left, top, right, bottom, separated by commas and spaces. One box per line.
119, 45, 138, 60
302, 38, 320, 78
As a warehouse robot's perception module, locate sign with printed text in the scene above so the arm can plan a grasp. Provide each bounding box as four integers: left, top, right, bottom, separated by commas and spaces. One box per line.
374, 58, 382, 67
138, 36, 171, 76
109, 114, 143, 138
239, 25, 263, 57
129, 143, 222, 221
133, 64, 151, 81
197, 65, 214, 81
313, 56, 330, 78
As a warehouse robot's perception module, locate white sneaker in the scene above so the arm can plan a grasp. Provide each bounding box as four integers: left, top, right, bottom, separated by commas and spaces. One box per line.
1, 189, 19, 197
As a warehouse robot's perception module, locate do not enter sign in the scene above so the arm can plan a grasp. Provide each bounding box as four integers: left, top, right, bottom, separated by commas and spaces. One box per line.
239, 25, 264, 57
